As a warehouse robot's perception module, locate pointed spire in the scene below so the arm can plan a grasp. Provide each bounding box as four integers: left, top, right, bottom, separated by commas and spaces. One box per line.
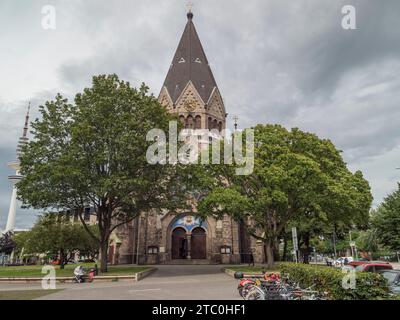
161, 9, 218, 104
22, 102, 30, 138
17, 102, 31, 158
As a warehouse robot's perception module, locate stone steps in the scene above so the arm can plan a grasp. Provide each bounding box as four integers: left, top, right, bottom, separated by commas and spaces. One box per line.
167, 259, 217, 265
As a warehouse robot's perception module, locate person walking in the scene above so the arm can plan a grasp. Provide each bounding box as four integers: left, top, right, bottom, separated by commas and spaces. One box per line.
248, 250, 255, 267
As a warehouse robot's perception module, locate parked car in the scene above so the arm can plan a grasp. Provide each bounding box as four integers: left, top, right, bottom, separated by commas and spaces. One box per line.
355, 262, 393, 273
378, 270, 400, 294
333, 257, 354, 267
348, 258, 370, 267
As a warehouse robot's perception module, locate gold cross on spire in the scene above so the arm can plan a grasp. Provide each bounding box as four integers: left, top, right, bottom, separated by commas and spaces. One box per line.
187, 1, 194, 13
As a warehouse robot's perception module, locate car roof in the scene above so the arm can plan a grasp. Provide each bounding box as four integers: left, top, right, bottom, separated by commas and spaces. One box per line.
363, 262, 393, 267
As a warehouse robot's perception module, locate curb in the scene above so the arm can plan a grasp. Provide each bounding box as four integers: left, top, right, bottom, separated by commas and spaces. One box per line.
223, 268, 280, 278
0, 268, 157, 283
134, 267, 157, 281
223, 268, 237, 277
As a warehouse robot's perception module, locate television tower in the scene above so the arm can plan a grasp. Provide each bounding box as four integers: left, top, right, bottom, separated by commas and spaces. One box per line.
4, 103, 30, 233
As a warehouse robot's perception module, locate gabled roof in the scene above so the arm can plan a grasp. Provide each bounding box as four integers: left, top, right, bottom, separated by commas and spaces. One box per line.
162, 11, 219, 104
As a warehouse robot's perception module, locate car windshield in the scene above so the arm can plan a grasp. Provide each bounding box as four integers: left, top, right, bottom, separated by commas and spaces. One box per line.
381, 272, 397, 284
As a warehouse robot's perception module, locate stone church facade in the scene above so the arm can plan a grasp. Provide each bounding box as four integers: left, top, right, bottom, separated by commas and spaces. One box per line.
114, 11, 263, 265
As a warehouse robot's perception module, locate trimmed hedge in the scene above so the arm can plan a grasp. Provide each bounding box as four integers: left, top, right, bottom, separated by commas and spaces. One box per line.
279, 263, 389, 300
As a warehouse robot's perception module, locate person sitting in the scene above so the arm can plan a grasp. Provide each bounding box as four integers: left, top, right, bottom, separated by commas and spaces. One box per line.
74, 265, 85, 283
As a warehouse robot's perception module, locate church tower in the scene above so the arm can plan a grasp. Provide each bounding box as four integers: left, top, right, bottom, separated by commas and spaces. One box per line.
158, 10, 227, 132
116, 10, 245, 266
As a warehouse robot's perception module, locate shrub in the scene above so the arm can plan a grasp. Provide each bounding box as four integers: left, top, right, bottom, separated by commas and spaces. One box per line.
279, 262, 389, 300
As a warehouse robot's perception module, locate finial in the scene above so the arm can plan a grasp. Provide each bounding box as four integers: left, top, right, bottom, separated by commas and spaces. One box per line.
233, 115, 239, 131
187, 1, 194, 19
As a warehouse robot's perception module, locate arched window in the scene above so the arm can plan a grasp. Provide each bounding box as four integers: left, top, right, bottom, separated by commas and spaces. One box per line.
179, 115, 186, 127
186, 115, 194, 129
218, 122, 223, 132
213, 119, 218, 130
195, 115, 202, 129
208, 117, 213, 130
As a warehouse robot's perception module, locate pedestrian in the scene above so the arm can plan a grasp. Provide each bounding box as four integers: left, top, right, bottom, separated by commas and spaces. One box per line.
248, 250, 255, 267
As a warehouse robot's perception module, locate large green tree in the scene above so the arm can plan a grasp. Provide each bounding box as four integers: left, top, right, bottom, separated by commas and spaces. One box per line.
198, 124, 372, 267
372, 184, 400, 252
14, 213, 99, 269
17, 74, 189, 272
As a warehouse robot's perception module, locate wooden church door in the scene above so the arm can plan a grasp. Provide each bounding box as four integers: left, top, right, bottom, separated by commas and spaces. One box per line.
191, 227, 206, 259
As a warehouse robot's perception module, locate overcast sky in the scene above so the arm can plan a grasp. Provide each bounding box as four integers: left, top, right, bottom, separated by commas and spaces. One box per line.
1, 0, 399, 229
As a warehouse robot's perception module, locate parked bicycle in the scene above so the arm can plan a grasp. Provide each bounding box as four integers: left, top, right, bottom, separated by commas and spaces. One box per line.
234, 272, 328, 300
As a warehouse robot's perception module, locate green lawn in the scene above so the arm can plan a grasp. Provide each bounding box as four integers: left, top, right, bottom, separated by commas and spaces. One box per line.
0, 264, 152, 278
0, 289, 63, 300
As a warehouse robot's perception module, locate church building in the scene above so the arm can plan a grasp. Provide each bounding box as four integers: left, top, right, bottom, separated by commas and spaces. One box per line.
114, 10, 260, 265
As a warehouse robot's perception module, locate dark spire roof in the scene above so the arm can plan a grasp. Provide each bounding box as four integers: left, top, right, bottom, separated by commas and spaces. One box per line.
162, 11, 218, 104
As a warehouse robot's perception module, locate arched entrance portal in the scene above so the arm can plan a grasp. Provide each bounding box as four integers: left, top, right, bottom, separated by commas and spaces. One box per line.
191, 227, 207, 259
172, 227, 187, 259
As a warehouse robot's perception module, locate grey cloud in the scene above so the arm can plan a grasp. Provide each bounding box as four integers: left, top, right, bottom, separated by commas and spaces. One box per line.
1, 0, 400, 229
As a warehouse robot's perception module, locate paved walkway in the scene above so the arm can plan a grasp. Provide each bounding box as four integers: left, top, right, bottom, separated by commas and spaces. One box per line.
0, 265, 241, 300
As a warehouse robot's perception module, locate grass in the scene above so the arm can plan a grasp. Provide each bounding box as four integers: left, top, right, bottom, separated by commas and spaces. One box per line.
0, 264, 152, 278
0, 289, 63, 300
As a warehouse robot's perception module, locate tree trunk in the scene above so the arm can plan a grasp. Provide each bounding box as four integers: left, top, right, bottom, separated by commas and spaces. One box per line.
60, 249, 65, 270
332, 224, 337, 258
98, 205, 111, 273
264, 239, 275, 268
273, 237, 280, 262
283, 233, 288, 261
99, 241, 108, 273
303, 233, 310, 264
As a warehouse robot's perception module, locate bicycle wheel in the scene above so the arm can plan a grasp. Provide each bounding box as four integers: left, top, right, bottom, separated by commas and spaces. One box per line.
244, 287, 266, 300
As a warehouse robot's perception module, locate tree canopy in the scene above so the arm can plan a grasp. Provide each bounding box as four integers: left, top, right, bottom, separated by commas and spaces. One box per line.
17, 74, 190, 271
0, 231, 16, 256
14, 214, 99, 268
372, 184, 400, 252
198, 124, 372, 266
